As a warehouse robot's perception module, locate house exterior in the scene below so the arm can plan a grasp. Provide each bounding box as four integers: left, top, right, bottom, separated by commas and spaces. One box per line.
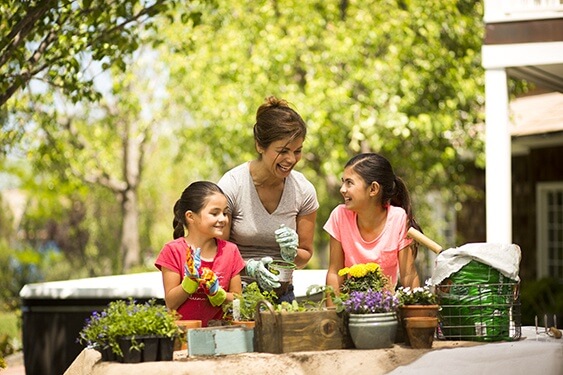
482, 1, 563, 282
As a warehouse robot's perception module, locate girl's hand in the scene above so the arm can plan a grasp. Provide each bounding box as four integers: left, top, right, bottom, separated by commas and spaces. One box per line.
181, 246, 201, 294
200, 267, 219, 294
200, 267, 227, 306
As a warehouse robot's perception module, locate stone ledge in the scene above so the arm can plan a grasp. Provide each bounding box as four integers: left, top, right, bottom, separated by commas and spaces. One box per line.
64, 341, 480, 375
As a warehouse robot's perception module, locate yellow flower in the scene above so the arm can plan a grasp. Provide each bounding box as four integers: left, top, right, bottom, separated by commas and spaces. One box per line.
365, 263, 380, 273
338, 267, 350, 277
339, 262, 389, 294
349, 264, 368, 278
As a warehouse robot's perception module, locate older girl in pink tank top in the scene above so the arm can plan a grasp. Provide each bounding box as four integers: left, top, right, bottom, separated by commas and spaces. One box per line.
324, 153, 421, 305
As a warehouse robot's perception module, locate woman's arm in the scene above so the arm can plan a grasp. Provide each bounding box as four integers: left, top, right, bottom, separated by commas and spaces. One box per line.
161, 266, 190, 311
325, 236, 345, 307
224, 274, 243, 303
398, 245, 420, 289
294, 211, 317, 269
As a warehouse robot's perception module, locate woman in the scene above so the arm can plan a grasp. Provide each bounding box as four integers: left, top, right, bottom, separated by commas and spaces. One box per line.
218, 96, 318, 301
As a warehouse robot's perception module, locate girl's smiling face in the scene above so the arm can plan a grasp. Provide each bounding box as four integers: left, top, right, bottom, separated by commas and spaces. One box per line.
260, 136, 304, 179
340, 166, 372, 211
189, 192, 229, 238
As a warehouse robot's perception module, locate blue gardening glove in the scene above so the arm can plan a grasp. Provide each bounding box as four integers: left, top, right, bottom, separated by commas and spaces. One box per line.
246, 257, 280, 291
200, 267, 227, 306
181, 246, 201, 294
275, 224, 299, 262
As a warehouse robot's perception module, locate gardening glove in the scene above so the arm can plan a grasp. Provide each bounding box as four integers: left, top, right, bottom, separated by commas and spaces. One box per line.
246, 257, 280, 291
200, 267, 227, 306
275, 224, 299, 262
181, 246, 201, 294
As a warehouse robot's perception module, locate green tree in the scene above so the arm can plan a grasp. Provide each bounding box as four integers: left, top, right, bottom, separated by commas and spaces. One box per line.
161, 0, 485, 265
0, 0, 173, 107
2, 0, 488, 278
0, 0, 205, 273
0, 0, 195, 159
15, 53, 171, 272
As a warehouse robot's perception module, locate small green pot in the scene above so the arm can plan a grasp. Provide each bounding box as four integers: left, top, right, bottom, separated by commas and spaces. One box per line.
268, 260, 296, 297
348, 312, 398, 349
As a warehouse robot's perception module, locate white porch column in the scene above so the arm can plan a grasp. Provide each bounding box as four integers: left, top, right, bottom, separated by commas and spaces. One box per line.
485, 68, 512, 243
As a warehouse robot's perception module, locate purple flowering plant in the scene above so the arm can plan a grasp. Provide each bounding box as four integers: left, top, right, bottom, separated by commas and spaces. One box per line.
342, 289, 399, 314
78, 298, 181, 356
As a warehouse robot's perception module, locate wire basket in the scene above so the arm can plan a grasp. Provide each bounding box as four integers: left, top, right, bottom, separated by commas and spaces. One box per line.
436, 261, 521, 342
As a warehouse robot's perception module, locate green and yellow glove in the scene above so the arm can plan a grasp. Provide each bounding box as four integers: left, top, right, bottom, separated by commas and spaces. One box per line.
200, 267, 227, 307
181, 246, 201, 294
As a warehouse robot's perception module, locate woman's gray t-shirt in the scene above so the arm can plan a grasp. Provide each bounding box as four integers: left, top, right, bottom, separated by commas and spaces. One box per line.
217, 162, 319, 261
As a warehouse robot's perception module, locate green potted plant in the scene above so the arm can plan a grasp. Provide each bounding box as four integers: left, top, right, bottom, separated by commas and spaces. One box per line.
342, 288, 400, 349
222, 282, 277, 326
78, 298, 182, 363
253, 285, 353, 353
335, 262, 399, 349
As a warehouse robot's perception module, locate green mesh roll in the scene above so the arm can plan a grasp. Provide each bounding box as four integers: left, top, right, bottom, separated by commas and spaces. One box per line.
437, 260, 518, 341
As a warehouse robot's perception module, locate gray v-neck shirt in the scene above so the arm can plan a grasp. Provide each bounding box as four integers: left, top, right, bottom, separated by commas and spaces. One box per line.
218, 162, 319, 261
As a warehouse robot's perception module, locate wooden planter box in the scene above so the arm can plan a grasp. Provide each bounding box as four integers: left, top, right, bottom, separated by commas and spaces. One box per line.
254, 300, 353, 353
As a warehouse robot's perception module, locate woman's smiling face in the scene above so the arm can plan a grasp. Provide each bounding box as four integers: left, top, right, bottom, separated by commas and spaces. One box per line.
261, 136, 304, 179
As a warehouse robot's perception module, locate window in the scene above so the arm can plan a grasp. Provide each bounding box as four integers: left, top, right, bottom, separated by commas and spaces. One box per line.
537, 182, 563, 281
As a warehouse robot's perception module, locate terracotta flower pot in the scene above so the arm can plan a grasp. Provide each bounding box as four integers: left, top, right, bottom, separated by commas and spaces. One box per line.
398, 305, 439, 345
231, 320, 256, 328
175, 320, 202, 351
404, 317, 438, 349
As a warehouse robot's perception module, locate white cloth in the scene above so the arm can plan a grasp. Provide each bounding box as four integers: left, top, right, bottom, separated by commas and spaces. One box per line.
431, 243, 521, 285
388, 328, 563, 375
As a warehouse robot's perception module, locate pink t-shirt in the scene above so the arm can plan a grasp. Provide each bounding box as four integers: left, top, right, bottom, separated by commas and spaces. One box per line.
323, 204, 413, 286
155, 237, 245, 326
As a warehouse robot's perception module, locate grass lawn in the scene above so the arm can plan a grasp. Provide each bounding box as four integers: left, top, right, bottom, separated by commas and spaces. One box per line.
0, 311, 21, 350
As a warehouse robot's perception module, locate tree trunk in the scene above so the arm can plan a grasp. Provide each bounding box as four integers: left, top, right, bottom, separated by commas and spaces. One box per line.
121, 188, 141, 272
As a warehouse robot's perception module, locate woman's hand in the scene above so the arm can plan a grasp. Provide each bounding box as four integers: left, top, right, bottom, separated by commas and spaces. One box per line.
246, 257, 280, 290
275, 224, 299, 262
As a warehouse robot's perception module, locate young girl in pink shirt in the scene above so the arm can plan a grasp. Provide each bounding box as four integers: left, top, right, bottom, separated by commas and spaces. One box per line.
155, 181, 245, 326
324, 153, 421, 305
